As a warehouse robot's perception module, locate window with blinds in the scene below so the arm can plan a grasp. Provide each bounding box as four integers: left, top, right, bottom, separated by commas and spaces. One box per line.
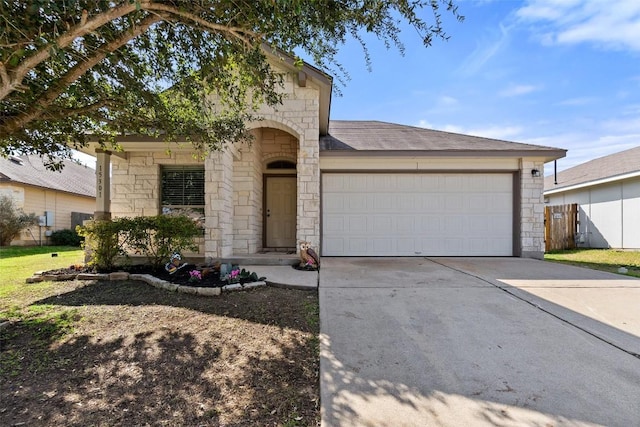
161, 166, 205, 218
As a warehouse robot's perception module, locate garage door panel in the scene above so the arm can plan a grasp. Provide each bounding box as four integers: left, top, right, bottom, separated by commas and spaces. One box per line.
346, 216, 366, 233
324, 216, 345, 233
397, 216, 416, 234
322, 173, 513, 256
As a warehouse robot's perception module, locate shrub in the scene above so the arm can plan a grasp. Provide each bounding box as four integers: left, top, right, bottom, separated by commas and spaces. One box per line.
0, 195, 39, 246
49, 229, 82, 247
77, 214, 201, 271
122, 215, 200, 269
77, 219, 125, 271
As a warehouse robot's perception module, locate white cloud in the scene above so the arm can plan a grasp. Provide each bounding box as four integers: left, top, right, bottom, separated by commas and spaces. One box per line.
415, 121, 523, 140
417, 119, 434, 128
466, 125, 524, 140
457, 23, 511, 75
439, 96, 459, 106
499, 84, 541, 97
521, 129, 640, 171
517, 0, 640, 51
556, 97, 596, 106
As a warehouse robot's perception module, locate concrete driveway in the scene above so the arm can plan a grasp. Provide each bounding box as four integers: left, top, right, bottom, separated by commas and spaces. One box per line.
319, 257, 640, 427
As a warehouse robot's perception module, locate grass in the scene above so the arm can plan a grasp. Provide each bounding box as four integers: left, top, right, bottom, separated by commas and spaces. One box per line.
0, 246, 85, 377
545, 248, 640, 278
0, 245, 84, 299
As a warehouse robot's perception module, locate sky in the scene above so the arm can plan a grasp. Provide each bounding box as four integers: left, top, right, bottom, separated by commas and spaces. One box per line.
324, 0, 640, 173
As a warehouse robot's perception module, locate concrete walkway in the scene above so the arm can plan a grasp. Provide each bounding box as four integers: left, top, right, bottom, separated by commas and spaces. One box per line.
319, 257, 640, 427
243, 264, 318, 289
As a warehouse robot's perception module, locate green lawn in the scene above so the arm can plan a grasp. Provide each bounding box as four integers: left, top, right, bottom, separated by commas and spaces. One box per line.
545, 248, 640, 278
0, 246, 84, 300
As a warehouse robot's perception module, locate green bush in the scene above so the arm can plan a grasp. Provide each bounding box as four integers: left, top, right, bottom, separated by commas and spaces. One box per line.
77, 219, 125, 271
77, 215, 201, 271
122, 215, 200, 269
49, 229, 82, 247
0, 195, 38, 246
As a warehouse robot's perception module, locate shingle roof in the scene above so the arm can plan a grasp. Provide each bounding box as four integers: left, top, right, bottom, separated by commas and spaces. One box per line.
320, 120, 566, 161
0, 155, 96, 198
544, 145, 640, 192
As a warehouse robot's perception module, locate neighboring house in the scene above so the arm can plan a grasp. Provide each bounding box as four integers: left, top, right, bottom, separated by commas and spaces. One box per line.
0, 155, 96, 245
81, 54, 565, 259
544, 146, 640, 249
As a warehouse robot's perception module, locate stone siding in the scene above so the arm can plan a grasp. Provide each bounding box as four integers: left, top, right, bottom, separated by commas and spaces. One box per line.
111, 151, 205, 254
519, 159, 545, 259
232, 131, 264, 254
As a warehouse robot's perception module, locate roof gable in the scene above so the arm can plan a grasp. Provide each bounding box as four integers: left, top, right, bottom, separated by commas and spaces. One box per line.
321, 121, 566, 161
544, 145, 640, 192
0, 155, 96, 198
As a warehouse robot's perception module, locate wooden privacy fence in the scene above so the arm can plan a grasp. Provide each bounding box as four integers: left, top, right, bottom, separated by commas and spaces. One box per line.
544, 203, 578, 252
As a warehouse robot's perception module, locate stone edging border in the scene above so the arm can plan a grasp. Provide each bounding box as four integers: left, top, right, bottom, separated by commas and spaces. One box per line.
25, 271, 266, 297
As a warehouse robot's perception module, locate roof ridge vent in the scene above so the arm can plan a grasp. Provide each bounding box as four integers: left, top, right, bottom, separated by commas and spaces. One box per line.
8, 155, 24, 165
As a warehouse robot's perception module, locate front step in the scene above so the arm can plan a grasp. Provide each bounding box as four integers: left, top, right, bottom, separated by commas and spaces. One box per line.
220, 253, 299, 266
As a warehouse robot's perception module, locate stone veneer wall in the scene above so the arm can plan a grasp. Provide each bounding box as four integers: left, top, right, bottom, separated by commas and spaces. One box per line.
232, 130, 264, 254
110, 151, 206, 254
111, 151, 204, 217
519, 159, 545, 259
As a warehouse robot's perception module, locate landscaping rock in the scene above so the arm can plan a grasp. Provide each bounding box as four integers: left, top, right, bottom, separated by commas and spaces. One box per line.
222, 283, 242, 292
177, 285, 197, 295
243, 281, 267, 289
160, 282, 178, 292
26, 276, 44, 283
197, 287, 221, 296
109, 272, 130, 281
77, 273, 109, 281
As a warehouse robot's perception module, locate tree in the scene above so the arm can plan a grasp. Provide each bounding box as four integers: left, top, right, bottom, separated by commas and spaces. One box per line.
0, 0, 463, 169
0, 195, 39, 245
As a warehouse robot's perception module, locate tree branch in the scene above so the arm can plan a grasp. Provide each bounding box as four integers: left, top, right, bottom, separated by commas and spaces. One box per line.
40, 98, 114, 121
0, 1, 145, 102
0, 14, 163, 138
142, 2, 259, 47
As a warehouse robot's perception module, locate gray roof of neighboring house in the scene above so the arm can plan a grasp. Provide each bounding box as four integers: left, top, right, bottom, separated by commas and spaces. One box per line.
544, 145, 640, 192
320, 120, 566, 161
0, 155, 96, 198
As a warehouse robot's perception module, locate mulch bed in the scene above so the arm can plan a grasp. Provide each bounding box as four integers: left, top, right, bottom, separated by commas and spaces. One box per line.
42, 263, 266, 288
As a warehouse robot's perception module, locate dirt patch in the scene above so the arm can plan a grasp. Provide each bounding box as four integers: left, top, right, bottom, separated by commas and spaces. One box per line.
0, 279, 319, 426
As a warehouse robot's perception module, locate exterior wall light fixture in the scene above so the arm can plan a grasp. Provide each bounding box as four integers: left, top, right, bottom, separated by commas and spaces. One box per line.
531, 169, 541, 177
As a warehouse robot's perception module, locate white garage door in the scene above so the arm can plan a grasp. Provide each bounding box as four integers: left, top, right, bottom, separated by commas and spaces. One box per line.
322, 173, 513, 256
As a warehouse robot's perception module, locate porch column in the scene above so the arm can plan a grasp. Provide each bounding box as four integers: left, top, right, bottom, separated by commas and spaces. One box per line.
297, 132, 321, 249
204, 149, 234, 258
94, 150, 111, 220
519, 158, 545, 259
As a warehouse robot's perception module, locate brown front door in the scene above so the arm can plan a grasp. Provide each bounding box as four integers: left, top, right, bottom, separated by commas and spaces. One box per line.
265, 176, 296, 248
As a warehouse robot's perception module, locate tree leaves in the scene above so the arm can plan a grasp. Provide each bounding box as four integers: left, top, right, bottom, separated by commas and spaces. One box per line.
0, 1, 463, 169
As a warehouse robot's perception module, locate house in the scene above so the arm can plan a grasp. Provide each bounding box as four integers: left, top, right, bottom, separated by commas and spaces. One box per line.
80, 55, 566, 260
0, 155, 96, 245
544, 146, 640, 249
